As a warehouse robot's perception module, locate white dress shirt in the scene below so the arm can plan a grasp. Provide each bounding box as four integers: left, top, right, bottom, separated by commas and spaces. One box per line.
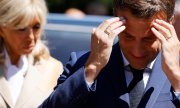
4, 49, 28, 105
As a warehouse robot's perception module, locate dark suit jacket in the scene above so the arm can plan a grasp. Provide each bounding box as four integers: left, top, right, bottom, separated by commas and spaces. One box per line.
40, 43, 180, 108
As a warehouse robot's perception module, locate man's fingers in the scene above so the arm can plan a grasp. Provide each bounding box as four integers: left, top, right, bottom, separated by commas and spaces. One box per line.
99, 17, 125, 31
152, 22, 171, 40
151, 27, 166, 42
109, 25, 126, 38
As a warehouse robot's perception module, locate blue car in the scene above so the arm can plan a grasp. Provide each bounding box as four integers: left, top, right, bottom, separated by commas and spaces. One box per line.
44, 13, 112, 65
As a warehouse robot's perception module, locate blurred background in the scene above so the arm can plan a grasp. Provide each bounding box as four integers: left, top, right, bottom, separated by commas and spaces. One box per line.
46, 0, 113, 16
44, 0, 114, 65
44, 0, 180, 65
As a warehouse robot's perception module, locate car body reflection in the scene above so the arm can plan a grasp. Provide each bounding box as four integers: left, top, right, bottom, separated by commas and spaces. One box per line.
44, 13, 113, 65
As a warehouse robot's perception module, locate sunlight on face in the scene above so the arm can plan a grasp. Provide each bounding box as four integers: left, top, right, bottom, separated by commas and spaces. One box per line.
116, 9, 165, 69
0, 17, 42, 57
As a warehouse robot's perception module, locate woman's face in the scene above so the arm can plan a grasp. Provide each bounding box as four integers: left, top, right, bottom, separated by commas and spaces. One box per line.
0, 18, 41, 56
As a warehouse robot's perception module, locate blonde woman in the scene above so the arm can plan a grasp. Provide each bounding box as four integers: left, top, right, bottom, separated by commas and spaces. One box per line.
0, 0, 63, 107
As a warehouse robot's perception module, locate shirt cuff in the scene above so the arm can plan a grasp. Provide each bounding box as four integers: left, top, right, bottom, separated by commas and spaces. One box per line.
83, 66, 96, 91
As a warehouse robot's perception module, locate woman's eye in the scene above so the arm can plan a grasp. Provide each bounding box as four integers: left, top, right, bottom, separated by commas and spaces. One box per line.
16, 23, 41, 32
33, 24, 41, 30
18, 27, 27, 31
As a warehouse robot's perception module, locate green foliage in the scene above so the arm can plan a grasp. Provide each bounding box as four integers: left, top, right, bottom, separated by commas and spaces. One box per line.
45, 0, 113, 15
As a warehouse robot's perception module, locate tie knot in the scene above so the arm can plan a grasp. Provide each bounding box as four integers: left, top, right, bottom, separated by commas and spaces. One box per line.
129, 65, 144, 79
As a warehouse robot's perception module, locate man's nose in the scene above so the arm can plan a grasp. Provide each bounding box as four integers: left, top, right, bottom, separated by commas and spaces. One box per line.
132, 42, 145, 57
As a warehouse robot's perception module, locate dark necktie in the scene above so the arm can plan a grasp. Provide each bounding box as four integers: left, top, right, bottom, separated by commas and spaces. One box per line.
128, 65, 145, 108
127, 65, 144, 92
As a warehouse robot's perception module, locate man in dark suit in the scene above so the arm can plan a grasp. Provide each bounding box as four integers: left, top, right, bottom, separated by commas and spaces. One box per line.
40, 0, 180, 108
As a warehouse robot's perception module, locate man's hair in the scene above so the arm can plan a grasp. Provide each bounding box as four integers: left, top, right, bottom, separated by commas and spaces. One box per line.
113, 0, 175, 20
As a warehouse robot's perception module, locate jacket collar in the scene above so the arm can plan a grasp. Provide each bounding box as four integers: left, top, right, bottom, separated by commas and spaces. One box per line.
106, 43, 167, 107
0, 65, 14, 108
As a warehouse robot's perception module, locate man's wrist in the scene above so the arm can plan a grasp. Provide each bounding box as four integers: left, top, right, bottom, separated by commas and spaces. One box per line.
167, 67, 180, 92
84, 63, 99, 83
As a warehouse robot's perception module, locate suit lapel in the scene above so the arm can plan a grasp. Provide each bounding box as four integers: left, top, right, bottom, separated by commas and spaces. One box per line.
0, 65, 14, 108
139, 53, 167, 107
15, 65, 43, 108
107, 43, 129, 107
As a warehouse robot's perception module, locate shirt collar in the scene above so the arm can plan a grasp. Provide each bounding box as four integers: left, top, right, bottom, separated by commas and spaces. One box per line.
4, 48, 28, 79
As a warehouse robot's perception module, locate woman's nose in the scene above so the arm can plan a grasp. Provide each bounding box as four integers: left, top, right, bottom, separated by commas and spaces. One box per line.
26, 28, 35, 39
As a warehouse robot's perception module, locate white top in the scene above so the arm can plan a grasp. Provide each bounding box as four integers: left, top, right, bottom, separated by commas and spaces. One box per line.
4, 48, 28, 105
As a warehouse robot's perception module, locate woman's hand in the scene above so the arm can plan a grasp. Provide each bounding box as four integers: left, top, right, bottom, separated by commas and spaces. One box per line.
85, 17, 126, 83
151, 19, 180, 92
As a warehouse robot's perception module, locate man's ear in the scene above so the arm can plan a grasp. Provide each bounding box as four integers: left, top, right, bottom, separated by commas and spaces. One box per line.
169, 15, 175, 24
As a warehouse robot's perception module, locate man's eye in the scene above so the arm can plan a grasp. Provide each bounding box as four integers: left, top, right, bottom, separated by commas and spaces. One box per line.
124, 35, 134, 40
144, 37, 155, 42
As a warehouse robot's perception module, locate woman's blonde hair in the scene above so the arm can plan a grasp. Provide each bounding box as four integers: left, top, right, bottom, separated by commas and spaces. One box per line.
0, 0, 50, 64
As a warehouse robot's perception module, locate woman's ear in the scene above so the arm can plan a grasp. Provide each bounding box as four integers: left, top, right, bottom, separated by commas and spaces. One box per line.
0, 27, 4, 38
